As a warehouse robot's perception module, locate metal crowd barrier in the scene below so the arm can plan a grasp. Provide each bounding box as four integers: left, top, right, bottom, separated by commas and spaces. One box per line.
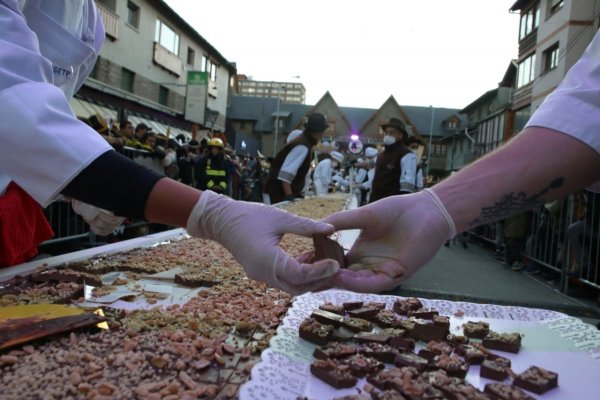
39, 147, 169, 252
473, 191, 600, 295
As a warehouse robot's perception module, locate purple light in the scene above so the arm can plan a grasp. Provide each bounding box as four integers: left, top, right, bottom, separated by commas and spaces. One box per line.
350, 134, 359, 141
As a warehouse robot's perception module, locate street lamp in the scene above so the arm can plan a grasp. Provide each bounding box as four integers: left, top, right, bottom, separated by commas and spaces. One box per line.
426, 105, 435, 177
273, 84, 286, 154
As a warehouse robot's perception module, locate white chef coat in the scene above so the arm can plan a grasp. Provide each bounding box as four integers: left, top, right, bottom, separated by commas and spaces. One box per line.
399, 152, 418, 193
0, 0, 112, 204
313, 158, 333, 196
526, 28, 600, 189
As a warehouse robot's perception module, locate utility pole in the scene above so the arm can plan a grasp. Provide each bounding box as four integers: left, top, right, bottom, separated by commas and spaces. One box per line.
426, 105, 435, 177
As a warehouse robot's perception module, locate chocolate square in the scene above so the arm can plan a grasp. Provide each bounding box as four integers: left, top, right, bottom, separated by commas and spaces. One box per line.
310, 358, 357, 389
311, 309, 344, 327
480, 359, 509, 382
513, 366, 558, 394
313, 234, 346, 268
484, 383, 535, 400
463, 321, 490, 339
482, 332, 522, 354
299, 317, 334, 346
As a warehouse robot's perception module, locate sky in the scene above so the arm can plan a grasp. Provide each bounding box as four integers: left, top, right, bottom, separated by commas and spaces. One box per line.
165, 0, 520, 110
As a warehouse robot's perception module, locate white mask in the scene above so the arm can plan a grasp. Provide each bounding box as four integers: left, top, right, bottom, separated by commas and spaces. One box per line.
383, 135, 396, 145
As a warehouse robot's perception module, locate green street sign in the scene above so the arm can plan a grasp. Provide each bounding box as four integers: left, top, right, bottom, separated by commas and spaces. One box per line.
187, 71, 208, 85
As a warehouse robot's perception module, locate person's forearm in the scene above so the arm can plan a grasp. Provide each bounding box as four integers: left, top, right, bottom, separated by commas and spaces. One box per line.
144, 178, 201, 227
433, 127, 600, 233
282, 181, 293, 196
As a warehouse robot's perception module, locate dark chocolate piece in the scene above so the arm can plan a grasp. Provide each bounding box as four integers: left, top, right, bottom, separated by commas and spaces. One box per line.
343, 354, 384, 378
446, 334, 470, 346
313, 342, 359, 360
342, 317, 373, 333
356, 331, 391, 345
480, 359, 509, 382
367, 367, 420, 391
310, 358, 357, 389
393, 352, 429, 372
389, 335, 415, 351
407, 318, 449, 342
392, 297, 423, 315
332, 327, 357, 342
432, 315, 450, 329
319, 302, 345, 315
463, 321, 490, 339
313, 234, 347, 268
343, 301, 363, 311
299, 317, 334, 346
408, 308, 439, 320
418, 341, 453, 362
360, 342, 402, 363
513, 366, 558, 394
371, 390, 408, 400
311, 309, 344, 327
363, 301, 387, 310
347, 306, 380, 320
482, 332, 522, 354
484, 383, 535, 400
486, 353, 511, 367
429, 354, 469, 379
454, 344, 486, 364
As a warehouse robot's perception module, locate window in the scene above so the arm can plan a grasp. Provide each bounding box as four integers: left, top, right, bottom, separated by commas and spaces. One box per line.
158, 86, 169, 106
519, 3, 540, 40
121, 68, 134, 92
155, 20, 179, 55
517, 53, 536, 88
187, 47, 195, 66
514, 107, 531, 133
205, 59, 217, 81
549, 0, 563, 15
543, 43, 559, 73
126, 1, 139, 28
201, 56, 208, 72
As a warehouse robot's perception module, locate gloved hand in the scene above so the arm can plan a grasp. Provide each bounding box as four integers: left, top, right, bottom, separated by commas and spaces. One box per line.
322, 189, 456, 293
186, 190, 339, 294
71, 200, 126, 236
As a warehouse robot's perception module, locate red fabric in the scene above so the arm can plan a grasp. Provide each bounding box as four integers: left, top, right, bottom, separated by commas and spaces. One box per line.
0, 182, 54, 267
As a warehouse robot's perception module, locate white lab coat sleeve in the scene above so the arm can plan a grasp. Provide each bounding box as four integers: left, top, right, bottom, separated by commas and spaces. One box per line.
314, 159, 332, 182
0, 1, 112, 206
278, 145, 309, 183
362, 169, 375, 190
526, 29, 600, 154
416, 168, 424, 191
399, 152, 418, 193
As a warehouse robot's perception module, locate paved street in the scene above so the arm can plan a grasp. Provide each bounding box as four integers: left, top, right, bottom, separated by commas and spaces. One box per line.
389, 241, 600, 325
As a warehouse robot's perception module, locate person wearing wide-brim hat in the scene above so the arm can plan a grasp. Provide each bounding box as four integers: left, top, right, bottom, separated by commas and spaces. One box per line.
369, 117, 418, 203
263, 113, 329, 204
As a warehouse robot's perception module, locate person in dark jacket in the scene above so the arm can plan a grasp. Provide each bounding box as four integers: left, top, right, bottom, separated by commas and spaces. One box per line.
195, 138, 231, 194
263, 113, 329, 204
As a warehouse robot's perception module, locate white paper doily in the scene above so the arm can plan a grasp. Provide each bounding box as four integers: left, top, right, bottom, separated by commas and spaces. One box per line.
240, 289, 600, 400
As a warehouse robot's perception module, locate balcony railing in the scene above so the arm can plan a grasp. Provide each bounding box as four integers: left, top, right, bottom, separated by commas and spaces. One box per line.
153, 42, 183, 76
95, 1, 119, 40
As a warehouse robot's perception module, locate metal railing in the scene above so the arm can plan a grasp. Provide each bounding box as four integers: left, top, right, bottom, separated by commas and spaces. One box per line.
95, 1, 119, 40
474, 191, 600, 295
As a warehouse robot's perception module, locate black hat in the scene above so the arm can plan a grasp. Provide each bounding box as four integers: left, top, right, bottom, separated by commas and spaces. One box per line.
135, 123, 152, 132
303, 113, 329, 133
381, 118, 407, 135
188, 139, 200, 149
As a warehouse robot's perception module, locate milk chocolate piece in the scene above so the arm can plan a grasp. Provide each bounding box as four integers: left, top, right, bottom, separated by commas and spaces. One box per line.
407, 318, 449, 342
446, 334, 470, 346
332, 327, 357, 342
310, 358, 357, 389
313, 234, 346, 268
360, 342, 401, 363
343, 354, 384, 378
454, 344, 486, 364
342, 317, 373, 333
367, 367, 420, 391
363, 302, 387, 310
299, 317, 334, 346
319, 302, 345, 315
429, 354, 469, 379
480, 359, 509, 382
347, 307, 380, 320
418, 341, 453, 362
407, 308, 439, 320
513, 366, 558, 394
373, 309, 405, 329
432, 315, 450, 329
311, 309, 344, 327
484, 383, 535, 400
356, 331, 391, 345
482, 332, 522, 354
343, 301, 364, 311
463, 321, 490, 339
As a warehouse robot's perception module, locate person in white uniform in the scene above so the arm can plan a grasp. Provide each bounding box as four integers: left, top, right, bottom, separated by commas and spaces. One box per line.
313, 151, 344, 197
323, 29, 600, 293
0, 1, 339, 295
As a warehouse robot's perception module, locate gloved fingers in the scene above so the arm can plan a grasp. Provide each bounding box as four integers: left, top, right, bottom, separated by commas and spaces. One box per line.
279, 275, 336, 296
321, 208, 372, 231
89, 221, 116, 236
71, 200, 101, 220
274, 212, 335, 238
296, 250, 316, 264
276, 251, 340, 286
331, 268, 402, 293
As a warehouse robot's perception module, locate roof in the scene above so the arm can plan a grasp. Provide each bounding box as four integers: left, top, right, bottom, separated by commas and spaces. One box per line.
510, 0, 534, 11
459, 88, 498, 114
151, 0, 236, 74
402, 106, 463, 137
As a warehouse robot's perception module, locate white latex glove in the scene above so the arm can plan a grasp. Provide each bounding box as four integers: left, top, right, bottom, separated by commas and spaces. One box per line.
322, 189, 456, 293
71, 200, 126, 236
186, 190, 339, 294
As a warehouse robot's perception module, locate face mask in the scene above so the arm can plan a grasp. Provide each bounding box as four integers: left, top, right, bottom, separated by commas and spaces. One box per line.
383, 135, 396, 145
331, 161, 339, 168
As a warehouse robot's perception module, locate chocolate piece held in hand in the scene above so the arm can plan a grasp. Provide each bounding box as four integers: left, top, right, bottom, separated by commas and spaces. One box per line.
313, 234, 347, 268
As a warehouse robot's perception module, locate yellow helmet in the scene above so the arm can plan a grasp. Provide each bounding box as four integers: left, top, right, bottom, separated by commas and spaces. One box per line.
208, 138, 224, 148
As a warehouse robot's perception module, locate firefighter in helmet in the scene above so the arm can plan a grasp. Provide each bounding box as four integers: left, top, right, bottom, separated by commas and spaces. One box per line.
195, 138, 232, 194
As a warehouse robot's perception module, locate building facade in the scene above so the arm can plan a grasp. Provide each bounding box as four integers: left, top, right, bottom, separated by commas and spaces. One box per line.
510, 0, 600, 129
237, 76, 306, 104
77, 0, 236, 137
